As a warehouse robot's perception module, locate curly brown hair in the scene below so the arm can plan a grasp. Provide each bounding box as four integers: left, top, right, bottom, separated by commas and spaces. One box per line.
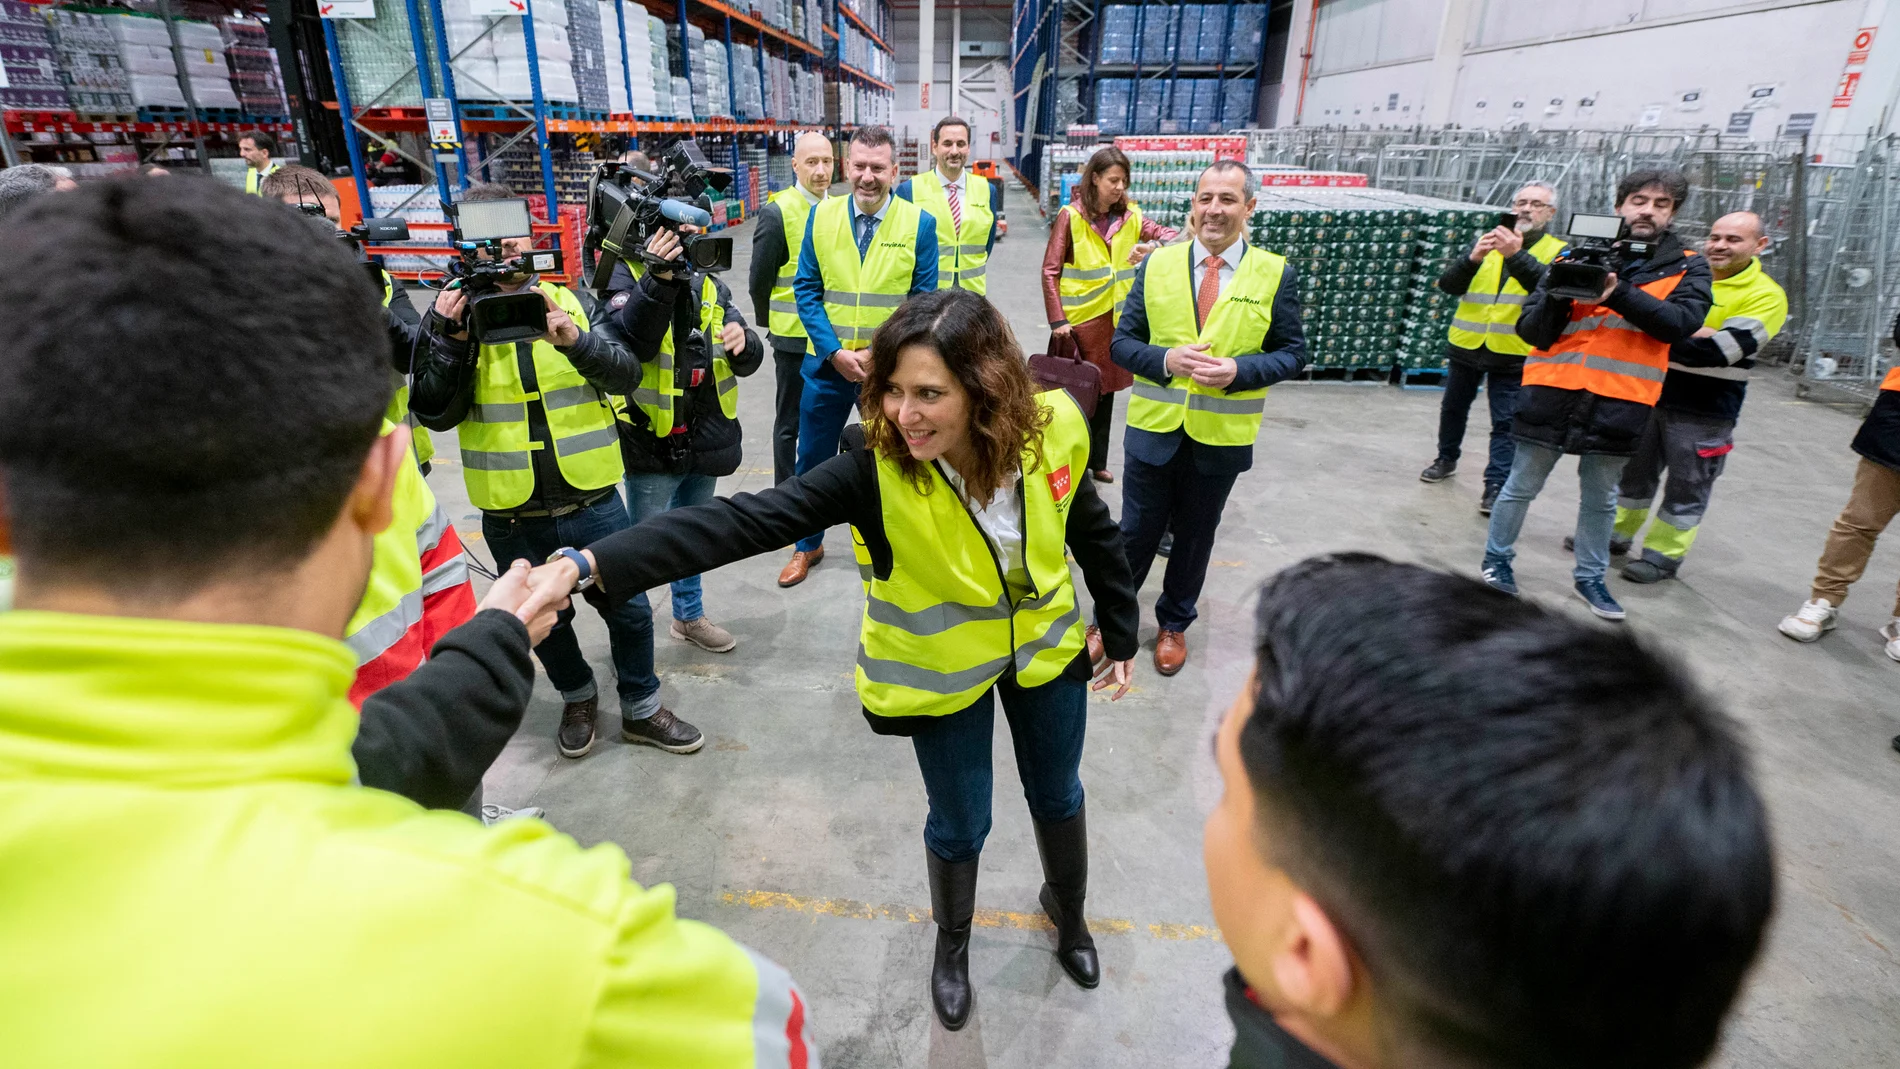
860, 289, 1051, 504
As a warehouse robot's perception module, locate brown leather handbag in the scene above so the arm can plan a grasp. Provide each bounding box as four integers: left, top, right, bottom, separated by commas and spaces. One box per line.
1028, 332, 1101, 418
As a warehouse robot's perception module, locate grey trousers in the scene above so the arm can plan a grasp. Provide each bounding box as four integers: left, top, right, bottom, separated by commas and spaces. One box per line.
1613, 408, 1737, 573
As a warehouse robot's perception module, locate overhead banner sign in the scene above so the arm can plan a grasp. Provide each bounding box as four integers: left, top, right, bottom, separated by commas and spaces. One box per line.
318, 0, 376, 17
465, 0, 528, 15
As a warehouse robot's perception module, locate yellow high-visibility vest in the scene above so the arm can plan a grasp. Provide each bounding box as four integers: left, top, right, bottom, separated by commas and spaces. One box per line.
457, 282, 623, 510
855, 391, 1091, 718
620, 267, 738, 435
1057, 203, 1144, 325
1126, 242, 1288, 447
908, 170, 993, 294
810, 194, 922, 351
767, 186, 819, 340
243, 161, 279, 195
380, 271, 434, 467
1446, 232, 1568, 356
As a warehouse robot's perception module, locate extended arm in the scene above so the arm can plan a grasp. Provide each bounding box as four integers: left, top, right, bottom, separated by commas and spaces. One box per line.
353, 610, 534, 809
1500, 247, 1554, 292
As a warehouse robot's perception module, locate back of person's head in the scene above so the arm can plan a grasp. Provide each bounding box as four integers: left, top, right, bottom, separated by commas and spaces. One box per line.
0, 164, 64, 220
0, 179, 389, 598
1234, 554, 1773, 1069
259, 163, 336, 204
460, 181, 517, 202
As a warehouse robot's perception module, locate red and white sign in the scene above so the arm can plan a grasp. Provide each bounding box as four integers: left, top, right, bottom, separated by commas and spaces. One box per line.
465, 0, 528, 14
1848, 26, 1877, 65
318, 0, 375, 17
1047, 464, 1072, 502
1258, 171, 1368, 187
1834, 70, 1863, 109
1115, 136, 1246, 161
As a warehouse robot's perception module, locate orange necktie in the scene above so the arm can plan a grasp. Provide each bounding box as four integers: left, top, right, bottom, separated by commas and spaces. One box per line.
1196, 254, 1224, 328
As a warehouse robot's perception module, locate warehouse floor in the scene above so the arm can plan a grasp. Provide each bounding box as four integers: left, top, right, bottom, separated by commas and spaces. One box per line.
421, 182, 1900, 1067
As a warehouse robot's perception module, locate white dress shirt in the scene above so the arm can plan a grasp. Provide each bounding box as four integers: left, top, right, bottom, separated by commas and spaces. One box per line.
939, 462, 1030, 598
1189, 238, 1247, 301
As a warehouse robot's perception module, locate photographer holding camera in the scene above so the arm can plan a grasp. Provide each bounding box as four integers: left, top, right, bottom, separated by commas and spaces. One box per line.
1480, 170, 1712, 620
410, 183, 694, 761
602, 220, 764, 657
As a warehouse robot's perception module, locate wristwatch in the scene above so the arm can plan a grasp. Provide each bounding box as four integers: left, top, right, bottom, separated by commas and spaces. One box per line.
547, 547, 595, 591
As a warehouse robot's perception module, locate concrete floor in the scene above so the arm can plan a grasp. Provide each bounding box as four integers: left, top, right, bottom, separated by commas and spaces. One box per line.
423, 183, 1900, 1067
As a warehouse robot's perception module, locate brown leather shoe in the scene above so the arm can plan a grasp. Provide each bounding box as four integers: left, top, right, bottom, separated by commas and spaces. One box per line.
1093, 469, 1114, 484
1085, 624, 1105, 668
1154, 629, 1188, 676
777, 546, 825, 587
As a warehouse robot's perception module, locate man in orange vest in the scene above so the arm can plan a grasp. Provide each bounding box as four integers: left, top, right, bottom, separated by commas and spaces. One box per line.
1479, 170, 1712, 621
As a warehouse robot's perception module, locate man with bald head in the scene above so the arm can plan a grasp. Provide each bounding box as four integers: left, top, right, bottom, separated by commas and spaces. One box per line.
1608, 211, 1786, 582
751, 132, 835, 483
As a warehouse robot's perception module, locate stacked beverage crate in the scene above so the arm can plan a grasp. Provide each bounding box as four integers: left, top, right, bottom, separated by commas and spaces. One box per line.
597, 3, 675, 115
444, 0, 577, 106
698, 35, 730, 119
333, 0, 434, 108
1, 1, 70, 111
221, 16, 289, 119
731, 42, 763, 120
563, 0, 610, 114
44, 9, 130, 115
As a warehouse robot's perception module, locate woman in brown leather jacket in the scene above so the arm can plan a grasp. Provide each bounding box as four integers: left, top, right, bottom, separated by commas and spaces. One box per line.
1041, 146, 1179, 482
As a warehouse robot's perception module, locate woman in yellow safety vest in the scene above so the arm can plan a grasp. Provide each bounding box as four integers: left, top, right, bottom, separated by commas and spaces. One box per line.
524, 288, 1139, 1031
1041, 146, 1179, 482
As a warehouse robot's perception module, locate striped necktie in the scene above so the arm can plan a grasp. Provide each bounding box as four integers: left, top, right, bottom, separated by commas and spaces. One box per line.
945, 180, 962, 233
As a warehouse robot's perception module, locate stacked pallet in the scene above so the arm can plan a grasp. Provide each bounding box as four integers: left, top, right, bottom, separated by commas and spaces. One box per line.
44, 10, 132, 116
0, 1, 70, 111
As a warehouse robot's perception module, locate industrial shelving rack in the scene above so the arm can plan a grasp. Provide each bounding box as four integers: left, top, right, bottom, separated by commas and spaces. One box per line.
319, 0, 891, 272
1008, 0, 1268, 206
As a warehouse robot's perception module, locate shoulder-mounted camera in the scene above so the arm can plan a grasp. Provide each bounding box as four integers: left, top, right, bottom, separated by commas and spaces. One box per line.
1547, 212, 1656, 301
583, 138, 735, 294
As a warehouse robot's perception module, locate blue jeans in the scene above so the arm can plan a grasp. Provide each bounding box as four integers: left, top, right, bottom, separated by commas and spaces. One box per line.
793, 355, 861, 553
482, 493, 661, 720
624, 472, 717, 622
1436, 360, 1522, 490
1483, 440, 1631, 583
909, 674, 1088, 864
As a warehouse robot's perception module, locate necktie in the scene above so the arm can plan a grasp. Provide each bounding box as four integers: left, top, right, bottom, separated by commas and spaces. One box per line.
1196, 255, 1224, 328
856, 211, 876, 259
945, 181, 962, 233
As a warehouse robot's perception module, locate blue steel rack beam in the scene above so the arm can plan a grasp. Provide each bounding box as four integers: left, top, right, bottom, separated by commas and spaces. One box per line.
425, 0, 472, 189
519, 0, 561, 220
399, 0, 455, 204
319, 16, 374, 221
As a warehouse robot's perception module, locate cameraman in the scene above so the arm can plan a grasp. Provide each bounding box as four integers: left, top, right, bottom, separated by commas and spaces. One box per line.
1481, 169, 1712, 621
603, 225, 763, 656
410, 183, 695, 761
261, 164, 434, 471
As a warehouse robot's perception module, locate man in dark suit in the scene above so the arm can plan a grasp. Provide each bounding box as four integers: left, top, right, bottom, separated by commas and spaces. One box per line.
1098, 160, 1305, 676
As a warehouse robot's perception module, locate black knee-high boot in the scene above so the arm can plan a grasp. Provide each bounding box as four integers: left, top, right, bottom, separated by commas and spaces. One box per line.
1033, 806, 1100, 988
927, 850, 979, 1029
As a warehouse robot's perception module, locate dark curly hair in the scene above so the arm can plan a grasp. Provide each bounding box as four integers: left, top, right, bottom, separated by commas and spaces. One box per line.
860, 289, 1050, 504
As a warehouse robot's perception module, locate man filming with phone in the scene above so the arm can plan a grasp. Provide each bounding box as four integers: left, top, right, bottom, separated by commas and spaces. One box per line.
410, 183, 691, 762
1419, 184, 1566, 516
1479, 170, 1712, 622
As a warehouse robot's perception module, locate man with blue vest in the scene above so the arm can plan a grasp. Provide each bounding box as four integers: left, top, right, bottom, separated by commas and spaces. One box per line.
896, 115, 1000, 294
750, 131, 834, 484
778, 124, 938, 588
412, 183, 705, 760
0, 177, 818, 1068
1419, 183, 1566, 515
1101, 160, 1306, 676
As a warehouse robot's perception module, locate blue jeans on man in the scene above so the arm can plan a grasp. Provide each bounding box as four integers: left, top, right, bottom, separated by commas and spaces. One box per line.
624, 472, 717, 622
1436, 360, 1522, 490
1483, 440, 1631, 583
482, 493, 662, 721
792, 353, 860, 554
909, 674, 1088, 863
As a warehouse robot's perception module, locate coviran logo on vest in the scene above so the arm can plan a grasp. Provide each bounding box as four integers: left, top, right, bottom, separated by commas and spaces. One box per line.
879, 241, 908, 249
1047, 464, 1072, 501
1225, 294, 1263, 306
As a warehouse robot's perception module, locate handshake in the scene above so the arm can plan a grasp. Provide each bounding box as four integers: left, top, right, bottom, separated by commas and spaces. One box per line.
474, 552, 598, 645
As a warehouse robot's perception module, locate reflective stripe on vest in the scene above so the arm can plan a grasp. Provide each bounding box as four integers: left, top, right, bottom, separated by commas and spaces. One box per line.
1058, 203, 1145, 326
854, 391, 1091, 718
1668, 257, 1789, 385
458, 282, 624, 510
1522, 266, 1689, 406
909, 170, 994, 295
813, 194, 922, 350
1446, 232, 1567, 356
379, 272, 435, 467
346, 422, 432, 666
768, 186, 817, 339
627, 273, 737, 435
1126, 242, 1287, 447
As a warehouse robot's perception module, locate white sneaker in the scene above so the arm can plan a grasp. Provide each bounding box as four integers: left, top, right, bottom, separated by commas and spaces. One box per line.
1778, 598, 1838, 642
1881, 620, 1900, 663
481, 804, 545, 825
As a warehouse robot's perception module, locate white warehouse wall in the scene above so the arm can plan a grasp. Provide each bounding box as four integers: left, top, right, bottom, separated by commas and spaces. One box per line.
1293, 0, 1868, 138
890, 3, 1012, 159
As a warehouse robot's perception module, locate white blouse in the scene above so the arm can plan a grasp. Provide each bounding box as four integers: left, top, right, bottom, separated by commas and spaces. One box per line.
939, 462, 1031, 598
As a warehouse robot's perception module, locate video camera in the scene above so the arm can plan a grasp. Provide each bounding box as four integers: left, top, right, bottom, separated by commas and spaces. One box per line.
444, 197, 565, 345
293, 201, 411, 289
583, 138, 734, 293
1546, 212, 1656, 301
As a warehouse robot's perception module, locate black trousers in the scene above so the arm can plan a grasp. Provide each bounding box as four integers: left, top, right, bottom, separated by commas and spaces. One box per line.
1118, 443, 1238, 633
772, 345, 805, 484
1086, 391, 1117, 473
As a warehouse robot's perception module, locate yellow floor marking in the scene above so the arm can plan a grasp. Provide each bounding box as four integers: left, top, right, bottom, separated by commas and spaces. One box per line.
721, 889, 1213, 940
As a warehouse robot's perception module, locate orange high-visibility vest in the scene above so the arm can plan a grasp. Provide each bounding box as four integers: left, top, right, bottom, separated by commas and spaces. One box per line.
1882, 367, 1900, 392
1522, 269, 1689, 405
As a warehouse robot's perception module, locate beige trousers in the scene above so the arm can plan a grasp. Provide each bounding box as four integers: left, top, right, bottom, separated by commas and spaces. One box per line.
1812, 457, 1900, 616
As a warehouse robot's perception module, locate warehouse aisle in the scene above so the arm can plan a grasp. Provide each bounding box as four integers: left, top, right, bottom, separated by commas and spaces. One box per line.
426, 182, 1900, 1068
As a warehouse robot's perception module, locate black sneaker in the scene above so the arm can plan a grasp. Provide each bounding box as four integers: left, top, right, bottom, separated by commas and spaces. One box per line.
622, 707, 705, 754
1156, 530, 1173, 558
1419, 459, 1456, 482
1563, 534, 1632, 556
558, 697, 598, 759
1621, 559, 1672, 584
1479, 485, 1499, 515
